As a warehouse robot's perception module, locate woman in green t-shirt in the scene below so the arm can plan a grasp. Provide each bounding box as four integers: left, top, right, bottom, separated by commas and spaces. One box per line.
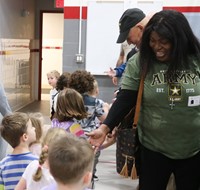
88, 10, 200, 190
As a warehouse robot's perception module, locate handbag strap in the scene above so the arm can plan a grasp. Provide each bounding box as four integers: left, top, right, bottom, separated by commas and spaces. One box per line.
133, 74, 145, 128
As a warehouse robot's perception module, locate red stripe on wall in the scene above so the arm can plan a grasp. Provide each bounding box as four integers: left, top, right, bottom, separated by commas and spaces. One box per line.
163, 6, 200, 12
64, 6, 87, 19
42, 46, 62, 49
63, 6, 200, 20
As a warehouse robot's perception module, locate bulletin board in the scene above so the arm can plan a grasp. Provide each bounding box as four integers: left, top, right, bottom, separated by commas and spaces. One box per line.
86, 1, 163, 75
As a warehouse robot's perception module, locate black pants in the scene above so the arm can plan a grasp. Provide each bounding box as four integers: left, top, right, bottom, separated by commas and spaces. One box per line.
139, 145, 200, 190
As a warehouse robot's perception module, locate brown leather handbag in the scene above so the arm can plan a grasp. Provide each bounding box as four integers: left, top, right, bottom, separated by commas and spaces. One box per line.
116, 75, 144, 179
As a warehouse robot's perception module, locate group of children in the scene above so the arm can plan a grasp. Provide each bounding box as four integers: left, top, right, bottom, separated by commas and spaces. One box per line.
0, 69, 115, 190
0, 112, 94, 190
47, 69, 115, 187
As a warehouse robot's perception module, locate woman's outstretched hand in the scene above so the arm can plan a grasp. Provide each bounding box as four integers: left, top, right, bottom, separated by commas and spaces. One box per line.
86, 124, 110, 150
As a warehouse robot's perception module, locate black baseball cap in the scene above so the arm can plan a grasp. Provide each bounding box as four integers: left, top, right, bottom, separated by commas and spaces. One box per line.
117, 8, 145, 43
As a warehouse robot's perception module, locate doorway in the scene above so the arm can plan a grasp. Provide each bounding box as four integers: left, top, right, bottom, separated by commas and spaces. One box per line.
39, 11, 64, 101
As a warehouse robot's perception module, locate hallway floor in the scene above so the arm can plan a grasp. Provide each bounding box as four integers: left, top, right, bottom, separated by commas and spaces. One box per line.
18, 100, 139, 190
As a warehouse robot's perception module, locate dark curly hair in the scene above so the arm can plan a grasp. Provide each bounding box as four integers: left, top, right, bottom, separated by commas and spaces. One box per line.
69, 70, 95, 94
56, 72, 71, 91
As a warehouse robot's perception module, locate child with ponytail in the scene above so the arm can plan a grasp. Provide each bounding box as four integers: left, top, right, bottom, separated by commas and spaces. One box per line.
15, 128, 67, 190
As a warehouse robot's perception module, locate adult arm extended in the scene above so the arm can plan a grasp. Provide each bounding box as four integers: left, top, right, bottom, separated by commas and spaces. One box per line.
87, 89, 138, 147
103, 89, 137, 131
88, 53, 141, 147
114, 63, 127, 77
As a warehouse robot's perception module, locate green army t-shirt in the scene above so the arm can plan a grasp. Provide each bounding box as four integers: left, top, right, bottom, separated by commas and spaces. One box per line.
121, 53, 200, 159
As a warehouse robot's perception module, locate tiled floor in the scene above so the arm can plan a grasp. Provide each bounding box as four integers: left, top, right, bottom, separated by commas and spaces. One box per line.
95, 145, 139, 190
18, 100, 139, 190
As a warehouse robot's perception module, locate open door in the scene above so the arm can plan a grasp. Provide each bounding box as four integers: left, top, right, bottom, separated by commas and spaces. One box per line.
39, 10, 64, 100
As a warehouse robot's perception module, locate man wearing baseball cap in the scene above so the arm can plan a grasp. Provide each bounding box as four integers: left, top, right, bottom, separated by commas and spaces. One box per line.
117, 8, 148, 47
106, 8, 149, 84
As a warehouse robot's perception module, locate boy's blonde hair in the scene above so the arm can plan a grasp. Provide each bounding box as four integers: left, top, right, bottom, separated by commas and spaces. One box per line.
47, 70, 60, 79
33, 128, 67, 181
0, 112, 30, 148
48, 133, 94, 184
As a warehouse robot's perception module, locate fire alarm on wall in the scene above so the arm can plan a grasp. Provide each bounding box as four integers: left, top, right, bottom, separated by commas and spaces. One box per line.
76, 54, 84, 63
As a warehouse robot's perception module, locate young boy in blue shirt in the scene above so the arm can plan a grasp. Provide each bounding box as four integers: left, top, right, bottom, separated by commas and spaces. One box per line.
0, 112, 38, 190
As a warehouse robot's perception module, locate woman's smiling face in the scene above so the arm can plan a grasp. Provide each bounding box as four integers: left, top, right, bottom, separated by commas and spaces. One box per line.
149, 31, 172, 62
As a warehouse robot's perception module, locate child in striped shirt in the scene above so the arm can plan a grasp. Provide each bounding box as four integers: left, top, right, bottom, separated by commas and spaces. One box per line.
15, 128, 67, 190
0, 112, 38, 190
